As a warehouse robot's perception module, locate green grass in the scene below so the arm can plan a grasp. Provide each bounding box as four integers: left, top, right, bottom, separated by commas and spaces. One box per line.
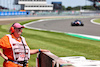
0, 19, 100, 67
94, 19, 100, 23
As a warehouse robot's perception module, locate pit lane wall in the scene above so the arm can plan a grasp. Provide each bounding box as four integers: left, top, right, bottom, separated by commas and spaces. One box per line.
36, 52, 74, 67
0, 11, 30, 16
0, 11, 80, 16
1, 10, 100, 16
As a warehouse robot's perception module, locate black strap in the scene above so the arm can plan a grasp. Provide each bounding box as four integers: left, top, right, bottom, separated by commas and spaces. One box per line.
8, 59, 14, 62
21, 38, 27, 67
8, 59, 28, 64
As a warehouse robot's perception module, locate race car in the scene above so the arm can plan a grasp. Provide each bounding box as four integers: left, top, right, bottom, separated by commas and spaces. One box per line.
71, 20, 84, 26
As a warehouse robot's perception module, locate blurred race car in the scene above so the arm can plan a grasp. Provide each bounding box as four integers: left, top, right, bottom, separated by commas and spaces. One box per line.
71, 20, 84, 26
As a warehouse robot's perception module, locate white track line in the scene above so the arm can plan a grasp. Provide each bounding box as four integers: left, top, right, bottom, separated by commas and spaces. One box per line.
24, 18, 100, 40
91, 19, 100, 25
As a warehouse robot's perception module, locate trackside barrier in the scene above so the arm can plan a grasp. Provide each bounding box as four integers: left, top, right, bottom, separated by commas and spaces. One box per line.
0, 11, 30, 16
36, 52, 74, 67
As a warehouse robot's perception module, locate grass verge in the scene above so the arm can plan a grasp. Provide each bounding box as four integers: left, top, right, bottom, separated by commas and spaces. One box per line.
94, 19, 100, 23
0, 19, 100, 67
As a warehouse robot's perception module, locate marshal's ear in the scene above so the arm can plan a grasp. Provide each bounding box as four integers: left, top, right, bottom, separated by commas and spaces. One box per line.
10, 26, 15, 34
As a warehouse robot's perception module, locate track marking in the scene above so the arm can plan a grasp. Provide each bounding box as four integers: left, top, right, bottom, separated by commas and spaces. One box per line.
91, 19, 100, 25
24, 18, 100, 41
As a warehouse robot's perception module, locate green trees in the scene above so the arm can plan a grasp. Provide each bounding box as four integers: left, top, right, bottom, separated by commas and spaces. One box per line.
65, 5, 96, 10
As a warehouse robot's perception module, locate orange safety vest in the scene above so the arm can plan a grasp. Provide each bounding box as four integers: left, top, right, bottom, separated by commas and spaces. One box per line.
0, 34, 30, 67
7, 34, 30, 61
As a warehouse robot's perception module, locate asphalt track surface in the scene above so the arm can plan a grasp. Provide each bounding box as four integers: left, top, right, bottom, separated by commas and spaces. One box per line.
0, 16, 100, 37
25, 16, 100, 37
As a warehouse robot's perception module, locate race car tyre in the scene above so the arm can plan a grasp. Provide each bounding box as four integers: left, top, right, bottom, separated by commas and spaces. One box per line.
81, 24, 84, 26
71, 22, 75, 26
71, 24, 75, 26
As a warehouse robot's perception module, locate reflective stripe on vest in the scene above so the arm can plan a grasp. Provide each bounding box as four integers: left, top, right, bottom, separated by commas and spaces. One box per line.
7, 34, 30, 61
